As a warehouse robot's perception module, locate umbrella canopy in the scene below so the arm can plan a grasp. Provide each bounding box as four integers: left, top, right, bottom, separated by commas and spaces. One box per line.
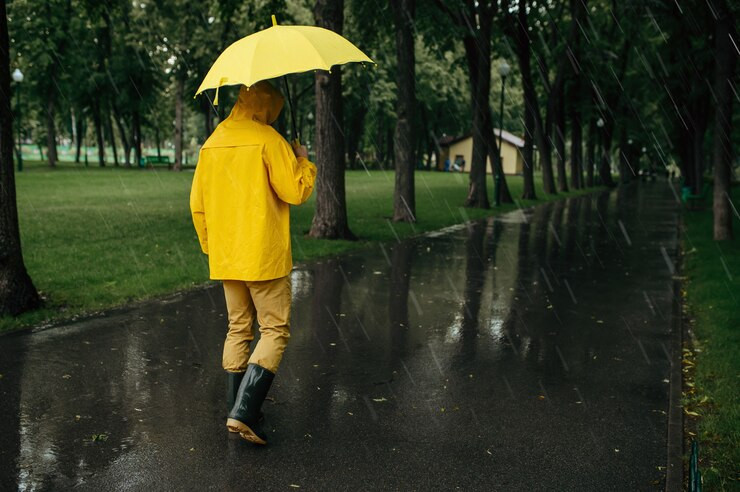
195, 16, 373, 99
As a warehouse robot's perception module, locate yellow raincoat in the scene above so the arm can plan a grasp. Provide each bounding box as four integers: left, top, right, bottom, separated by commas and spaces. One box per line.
190, 81, 317, 281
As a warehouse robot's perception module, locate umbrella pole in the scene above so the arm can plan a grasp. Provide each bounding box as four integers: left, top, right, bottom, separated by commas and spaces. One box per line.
282, 76, 300, 143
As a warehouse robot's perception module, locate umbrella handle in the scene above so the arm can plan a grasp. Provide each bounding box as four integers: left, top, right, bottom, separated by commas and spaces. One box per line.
282, 76, 300, 144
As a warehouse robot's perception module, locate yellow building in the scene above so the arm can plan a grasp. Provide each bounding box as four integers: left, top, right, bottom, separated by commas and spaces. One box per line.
439, 130, 524, 175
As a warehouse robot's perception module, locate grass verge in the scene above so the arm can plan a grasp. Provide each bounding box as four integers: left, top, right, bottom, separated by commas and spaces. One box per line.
2, 160, 604, 332
681, 183, 740, 489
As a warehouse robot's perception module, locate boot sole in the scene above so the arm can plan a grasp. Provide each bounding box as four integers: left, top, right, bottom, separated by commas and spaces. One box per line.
227, 414, 264, 433
226, 418, 266, 445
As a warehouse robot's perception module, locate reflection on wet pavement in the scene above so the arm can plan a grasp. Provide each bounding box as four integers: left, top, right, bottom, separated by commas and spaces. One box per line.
0, 182, 679, 490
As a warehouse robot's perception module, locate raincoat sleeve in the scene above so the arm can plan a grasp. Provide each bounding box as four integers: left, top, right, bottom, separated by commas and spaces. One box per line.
263, 137, 317, 206
189, 160, 209, 255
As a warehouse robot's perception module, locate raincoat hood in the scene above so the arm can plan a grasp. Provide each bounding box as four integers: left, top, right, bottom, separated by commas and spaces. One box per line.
228, 81, 284, 125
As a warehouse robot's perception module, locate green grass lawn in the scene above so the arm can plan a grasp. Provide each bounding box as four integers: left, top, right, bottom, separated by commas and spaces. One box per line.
2, 160, 603, 331
681, 184, 740, 489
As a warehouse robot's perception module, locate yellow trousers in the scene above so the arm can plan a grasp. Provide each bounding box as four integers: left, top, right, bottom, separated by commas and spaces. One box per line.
221, 276, 291, 374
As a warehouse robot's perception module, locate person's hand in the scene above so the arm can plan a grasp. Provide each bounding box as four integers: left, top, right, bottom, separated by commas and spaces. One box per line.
291, 141, 308, 159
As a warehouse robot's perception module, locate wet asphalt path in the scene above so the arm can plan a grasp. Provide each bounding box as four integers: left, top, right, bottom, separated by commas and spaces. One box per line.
0, 181, 680, 491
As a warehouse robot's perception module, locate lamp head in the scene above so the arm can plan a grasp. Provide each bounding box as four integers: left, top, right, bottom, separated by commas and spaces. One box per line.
12, 68, 23, 83
498, 61, 511, 78
596, 118, 604, 128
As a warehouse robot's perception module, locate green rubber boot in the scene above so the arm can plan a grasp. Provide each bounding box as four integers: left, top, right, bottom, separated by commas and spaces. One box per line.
227, 371, 245, 412
226, 363, 274, 445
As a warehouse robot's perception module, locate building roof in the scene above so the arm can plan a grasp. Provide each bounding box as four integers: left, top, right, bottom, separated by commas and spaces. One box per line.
439, 129, 525, 149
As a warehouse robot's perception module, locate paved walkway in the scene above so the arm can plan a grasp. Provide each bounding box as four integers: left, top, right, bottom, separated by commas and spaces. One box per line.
0, 181, 680, 491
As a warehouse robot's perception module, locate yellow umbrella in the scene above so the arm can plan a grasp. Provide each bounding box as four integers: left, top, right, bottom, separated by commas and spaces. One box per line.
196, 15, 374, 139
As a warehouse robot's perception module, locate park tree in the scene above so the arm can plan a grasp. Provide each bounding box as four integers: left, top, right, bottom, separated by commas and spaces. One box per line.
8, 0, 73, 168
434, 0, 514, 208
567, 1, 585, 193
309, 0, 355, 239
711, 0, 737, 240
391, 0, 416, 222
0, 0, 40, 316
504, 0, 545, 198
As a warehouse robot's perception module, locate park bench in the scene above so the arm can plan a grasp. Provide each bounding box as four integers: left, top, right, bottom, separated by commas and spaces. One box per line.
139, 155, 171, 168
681, 182, 710, 210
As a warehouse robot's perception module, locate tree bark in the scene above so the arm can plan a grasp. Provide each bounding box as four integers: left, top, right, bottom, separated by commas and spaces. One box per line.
105, 109, 118, 167
461, 20, 491, 209
45, 91, 58, 168
74, 113, 83, 163
132, 109, 142, 167
346, 105, 366, 170
514, 0, 556, 195
586, 117, 596, 187
202, 96, 214, 139
0, 1, 40, 316
617, 130, 632, 185
569, 103, 583, 189
712, 0, 736, 240
554, 92, 568, 192
174, 77, 184, 171
113, 106, 131, 167
486, 111, 513, 203
598, 123, 616, 187
521, 84, 536, 199
155, 126, 162, 160
391, 0, 416, 222
309, 0, 355, 239
92, 102, 105, 166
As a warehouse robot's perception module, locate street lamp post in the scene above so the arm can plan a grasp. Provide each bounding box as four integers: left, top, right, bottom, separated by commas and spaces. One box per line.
12, 68, 24, 172
495, 61, 510, 206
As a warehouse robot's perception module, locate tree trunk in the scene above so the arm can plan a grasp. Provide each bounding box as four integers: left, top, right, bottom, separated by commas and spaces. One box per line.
105, 110, 119, 167
45, 92, 58, 168
569, 104, 582, 189
92, 103, 105, 167
174, 77, 184, 171
554, 93, 568, 192
487, 112, 513, 203
462, 20, 492, 208
535, 113, 556, 193
75, 114, 83, 163
567, 0, 584, 190
0, 2, 40, 315
712, 0, 736, 240
132, 109, 142, 167
309, 0, 355, 239
515, 0, 556, 195
521, 88, 536, 199
385, 126, 393, 169
155, 126, 162, 160
113, 107, 131, 167
586, 117, 596, 187
391, 0, 416, 222
617, 130, 632, 185
202, 96, 214, 139
346, 103, 367, 170
692, 117, 707, 193
599, 124, 616, 187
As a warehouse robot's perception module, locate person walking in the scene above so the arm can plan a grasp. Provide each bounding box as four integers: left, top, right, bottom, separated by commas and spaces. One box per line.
190, 81, 317, 445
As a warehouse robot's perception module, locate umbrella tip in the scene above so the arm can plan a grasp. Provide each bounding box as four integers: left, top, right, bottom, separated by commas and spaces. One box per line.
271, 14, 277, 26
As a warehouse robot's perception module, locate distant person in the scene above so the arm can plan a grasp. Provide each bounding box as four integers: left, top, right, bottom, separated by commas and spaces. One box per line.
190, 81, 316, 445
444, 157, 451, 172
460, 158, 466, 172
